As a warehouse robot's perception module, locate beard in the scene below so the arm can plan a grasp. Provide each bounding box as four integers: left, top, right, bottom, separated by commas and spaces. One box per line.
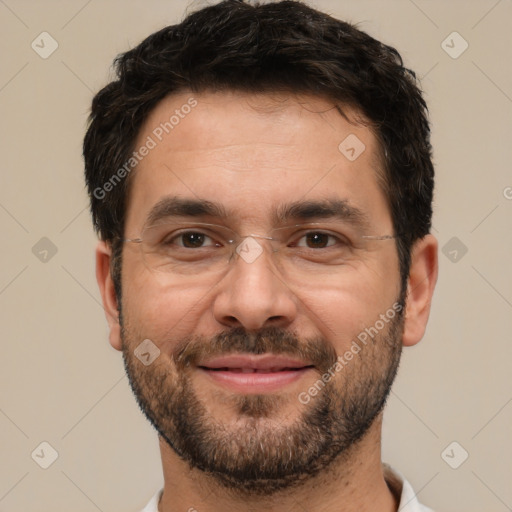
120, 302, 404, 497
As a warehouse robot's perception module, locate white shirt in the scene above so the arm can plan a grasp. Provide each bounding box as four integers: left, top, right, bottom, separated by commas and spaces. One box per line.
140, 464, 434, 511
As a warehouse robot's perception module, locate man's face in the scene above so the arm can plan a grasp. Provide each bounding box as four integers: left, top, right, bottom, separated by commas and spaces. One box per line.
118, 91, 404, 494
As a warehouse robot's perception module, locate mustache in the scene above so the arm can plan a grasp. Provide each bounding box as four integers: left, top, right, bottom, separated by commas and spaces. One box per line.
172, 326, 338, 374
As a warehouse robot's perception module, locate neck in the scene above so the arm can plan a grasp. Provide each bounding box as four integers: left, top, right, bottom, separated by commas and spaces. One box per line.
156, 415, 398, 512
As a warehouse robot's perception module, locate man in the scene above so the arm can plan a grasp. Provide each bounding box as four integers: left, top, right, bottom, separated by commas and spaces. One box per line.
84, 1, 438, 510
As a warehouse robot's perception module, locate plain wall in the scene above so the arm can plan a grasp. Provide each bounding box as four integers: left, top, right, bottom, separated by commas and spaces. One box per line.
0, 1, 511, 510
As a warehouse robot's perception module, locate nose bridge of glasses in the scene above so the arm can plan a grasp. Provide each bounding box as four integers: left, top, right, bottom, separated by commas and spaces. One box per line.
228, 229, 283, 265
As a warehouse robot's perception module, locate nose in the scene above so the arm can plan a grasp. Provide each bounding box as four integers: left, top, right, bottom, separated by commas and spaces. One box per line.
211, 237, 298, 331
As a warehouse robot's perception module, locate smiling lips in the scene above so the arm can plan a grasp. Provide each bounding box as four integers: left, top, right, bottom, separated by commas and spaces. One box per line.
198, 354, 315, 393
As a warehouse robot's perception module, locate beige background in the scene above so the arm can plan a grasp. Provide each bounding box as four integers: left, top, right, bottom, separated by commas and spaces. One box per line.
1, 0, 511, 510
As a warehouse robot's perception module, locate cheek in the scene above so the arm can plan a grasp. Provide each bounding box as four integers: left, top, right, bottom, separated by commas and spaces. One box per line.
122, 267, 208, 352
295, 257, 400, 346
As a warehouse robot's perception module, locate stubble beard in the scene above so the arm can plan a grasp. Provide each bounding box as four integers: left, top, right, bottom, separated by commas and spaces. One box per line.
121, 306, 404, 497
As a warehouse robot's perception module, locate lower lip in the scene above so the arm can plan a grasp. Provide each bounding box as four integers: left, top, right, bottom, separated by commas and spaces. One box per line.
199, 367, 313, 393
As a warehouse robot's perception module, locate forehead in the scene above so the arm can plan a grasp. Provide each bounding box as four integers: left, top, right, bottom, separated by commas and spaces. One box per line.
125, 90, 390, 231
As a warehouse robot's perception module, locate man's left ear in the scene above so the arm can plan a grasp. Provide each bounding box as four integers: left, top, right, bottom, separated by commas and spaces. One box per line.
402, 234, 438, 347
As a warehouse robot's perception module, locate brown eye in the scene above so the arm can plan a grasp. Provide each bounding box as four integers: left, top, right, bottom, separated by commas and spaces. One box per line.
163, 231, 217, 249
180, 232, 207, 248
296, 232, 339, 249
305, 233, 330, 248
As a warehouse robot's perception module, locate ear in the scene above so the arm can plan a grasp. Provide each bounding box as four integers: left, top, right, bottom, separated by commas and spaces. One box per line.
402, 234, 438, 347
96, 240, 122, 351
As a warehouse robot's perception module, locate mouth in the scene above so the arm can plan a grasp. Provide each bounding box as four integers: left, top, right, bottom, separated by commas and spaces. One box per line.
197, 354, 315, 393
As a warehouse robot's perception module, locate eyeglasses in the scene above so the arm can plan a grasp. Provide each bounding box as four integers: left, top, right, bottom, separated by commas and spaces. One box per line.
123, 221, 397, 288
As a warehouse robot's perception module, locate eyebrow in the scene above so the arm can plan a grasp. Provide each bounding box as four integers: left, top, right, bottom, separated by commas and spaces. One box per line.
144, 196, 370, 230
145, 196, 229, 226
273, 198, 370, 229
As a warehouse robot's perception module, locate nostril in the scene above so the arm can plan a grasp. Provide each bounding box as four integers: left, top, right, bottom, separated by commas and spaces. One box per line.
223, 316, 241, 326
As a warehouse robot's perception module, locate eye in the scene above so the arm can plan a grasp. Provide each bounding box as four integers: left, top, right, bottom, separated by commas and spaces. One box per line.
294, 231, 346, 249
166, 231, 219, 249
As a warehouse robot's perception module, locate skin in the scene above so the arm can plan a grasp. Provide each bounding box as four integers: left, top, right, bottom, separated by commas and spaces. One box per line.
96, 90, 438, 512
